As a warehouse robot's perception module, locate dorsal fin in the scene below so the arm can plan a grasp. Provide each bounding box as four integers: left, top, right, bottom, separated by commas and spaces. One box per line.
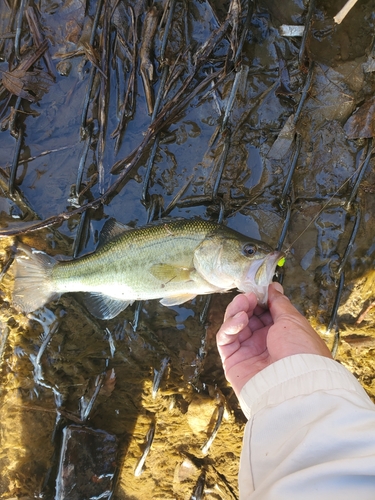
98, 219, 132, 248
140, 217, 185, 228
98, 217, 191, 248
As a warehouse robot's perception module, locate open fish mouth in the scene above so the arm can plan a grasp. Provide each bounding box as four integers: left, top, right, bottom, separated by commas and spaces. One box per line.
272, 255, 286, 282
239, 251, 286, 305
261, 251, 285, 284
246, 250, 285, 286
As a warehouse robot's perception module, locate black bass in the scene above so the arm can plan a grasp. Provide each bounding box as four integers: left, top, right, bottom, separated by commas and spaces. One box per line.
12, 218, 284, 320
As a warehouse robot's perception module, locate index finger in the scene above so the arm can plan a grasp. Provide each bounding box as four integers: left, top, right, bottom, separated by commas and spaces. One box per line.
224, 292, 257, 322
216, 310, 250, 347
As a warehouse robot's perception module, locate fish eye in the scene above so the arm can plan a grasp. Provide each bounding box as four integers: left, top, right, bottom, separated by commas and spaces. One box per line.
243, 244, 257, 256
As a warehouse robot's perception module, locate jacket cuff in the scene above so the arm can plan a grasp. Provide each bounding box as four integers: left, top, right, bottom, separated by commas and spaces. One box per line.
238, 354, 371, 419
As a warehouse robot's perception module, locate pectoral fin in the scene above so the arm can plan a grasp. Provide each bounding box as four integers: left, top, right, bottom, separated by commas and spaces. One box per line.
160, 294, 197, 306
150, 264, 193, 283
84, 292, 133, 320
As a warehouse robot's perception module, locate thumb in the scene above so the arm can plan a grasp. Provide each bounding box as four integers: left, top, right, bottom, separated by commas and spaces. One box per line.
267, 283, 333, 359
268, 282, 301, 322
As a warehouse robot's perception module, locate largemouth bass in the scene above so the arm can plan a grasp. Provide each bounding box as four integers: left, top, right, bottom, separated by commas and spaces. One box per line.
12, 218, 284, 320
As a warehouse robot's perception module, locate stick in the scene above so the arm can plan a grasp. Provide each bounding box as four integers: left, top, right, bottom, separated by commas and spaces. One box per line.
333, 0, 359, 24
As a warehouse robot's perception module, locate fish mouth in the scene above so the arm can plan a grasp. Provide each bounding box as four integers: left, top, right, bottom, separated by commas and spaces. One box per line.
257, 250, 285, 285
238, 251, 285, 305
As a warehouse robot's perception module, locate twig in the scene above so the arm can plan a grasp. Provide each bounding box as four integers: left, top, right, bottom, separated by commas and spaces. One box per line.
356, 300, 375, 324
26, 6, 55, 77
142, 135, 160, 202
80, 66, 96, 136
134, 423, 155, 477
294, 61, 315, 124
183, 0, 193, 73
161, 175, 193, 216
212, 130, 231, 199
0, 68, 223, 238
17, 144, 76, 165
0, 2, 234, 237
112, 66, 223, 174
346, 138, 373, 207
334, 0, 359, 24
80, 0, 103, 135
152, 357, 170, 399
71, 129, 92, 206
160, 0, 176, 61
201, 403, 225, 455
234, 0, 253, 66
9, 125, 24, 195
97, 2, 111, 194
298, 0, 315, 68
140, 5, 160, 115
14, 0, 27, 60
90, 0, 104, 46
327, 272, 345, 358
280, 134, 302, 203
151, 65, 169, 122
221, 66, 244, 130
337, 205, 361, 275
112, 6, 138, 153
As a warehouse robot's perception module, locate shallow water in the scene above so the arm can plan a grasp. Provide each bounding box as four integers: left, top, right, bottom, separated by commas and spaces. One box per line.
0, 0, 375, 498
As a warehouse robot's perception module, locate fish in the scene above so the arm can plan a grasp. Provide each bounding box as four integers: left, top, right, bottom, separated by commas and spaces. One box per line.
11, 218, 284, 320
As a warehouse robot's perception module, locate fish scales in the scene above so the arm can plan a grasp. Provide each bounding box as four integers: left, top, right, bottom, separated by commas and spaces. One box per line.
52, 219, 219, 298
11, 218, 284, 319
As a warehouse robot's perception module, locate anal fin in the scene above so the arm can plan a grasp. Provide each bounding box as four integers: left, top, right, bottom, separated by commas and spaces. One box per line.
83, 292, 133, 320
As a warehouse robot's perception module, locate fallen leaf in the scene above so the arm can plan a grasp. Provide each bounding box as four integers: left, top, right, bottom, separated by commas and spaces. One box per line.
344, 96, 375, 139
2, 68, 53, 102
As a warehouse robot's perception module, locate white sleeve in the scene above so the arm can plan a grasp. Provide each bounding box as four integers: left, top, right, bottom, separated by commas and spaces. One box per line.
238, 354, 375, 500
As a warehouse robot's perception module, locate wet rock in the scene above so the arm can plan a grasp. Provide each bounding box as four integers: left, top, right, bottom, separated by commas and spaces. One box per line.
187, 394, 217, 435
56, 61, 72, 77
173, 457, 199, 484
173, 457, 202, 499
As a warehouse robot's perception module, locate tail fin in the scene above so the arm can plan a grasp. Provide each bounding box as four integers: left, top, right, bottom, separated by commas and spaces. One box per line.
12, 244, 59, 313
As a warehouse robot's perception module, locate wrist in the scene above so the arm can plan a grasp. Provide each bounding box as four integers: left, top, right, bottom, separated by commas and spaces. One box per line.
238, 354, 369, 419
226, 357, 271, 396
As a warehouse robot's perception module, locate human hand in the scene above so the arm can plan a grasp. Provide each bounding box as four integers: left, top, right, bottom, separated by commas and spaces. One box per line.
216, 282, 332, 396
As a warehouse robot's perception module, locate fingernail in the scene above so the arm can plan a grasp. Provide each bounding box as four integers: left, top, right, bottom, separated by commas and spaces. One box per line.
233, 311, 244, 319
271, 282, 284, 294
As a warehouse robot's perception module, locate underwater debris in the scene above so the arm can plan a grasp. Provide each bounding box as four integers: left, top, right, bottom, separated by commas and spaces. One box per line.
152, 356, 170, 399
201, 402, 225, 455
134, 423, 155, 477
56, 425, 118, 500
334, 0, 360, 24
